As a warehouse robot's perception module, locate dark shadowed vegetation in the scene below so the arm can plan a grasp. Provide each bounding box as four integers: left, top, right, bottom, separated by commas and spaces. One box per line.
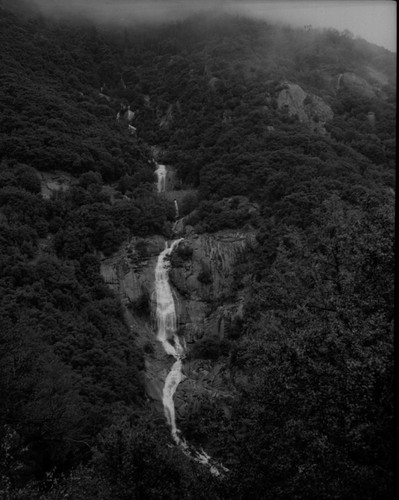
0, 2, 395, 499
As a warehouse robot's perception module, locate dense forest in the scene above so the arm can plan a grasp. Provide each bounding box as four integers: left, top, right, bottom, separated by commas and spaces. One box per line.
0, 1, 395, 499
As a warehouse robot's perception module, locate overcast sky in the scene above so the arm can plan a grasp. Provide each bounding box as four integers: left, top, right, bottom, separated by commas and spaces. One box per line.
32, 0, 396, 51
234, 1, 396, 51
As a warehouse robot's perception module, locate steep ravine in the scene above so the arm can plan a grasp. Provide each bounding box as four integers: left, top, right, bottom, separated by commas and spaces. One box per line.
100, 226, 253, 404
100, 163, 256, 465
153, 236, 226, 475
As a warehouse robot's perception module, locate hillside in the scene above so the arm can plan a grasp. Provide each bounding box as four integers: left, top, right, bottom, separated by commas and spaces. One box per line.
0, 4, 395, 499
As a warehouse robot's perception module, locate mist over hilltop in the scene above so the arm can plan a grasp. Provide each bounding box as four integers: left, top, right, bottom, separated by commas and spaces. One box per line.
2, 0, 396, 51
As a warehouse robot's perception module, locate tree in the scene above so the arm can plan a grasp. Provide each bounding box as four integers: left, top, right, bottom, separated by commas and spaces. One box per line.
229, 195, 394, 499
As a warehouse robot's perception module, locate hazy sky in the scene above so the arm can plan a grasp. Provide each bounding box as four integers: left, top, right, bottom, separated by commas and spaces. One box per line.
31, 0, 396, 51
233, 1, 396, 51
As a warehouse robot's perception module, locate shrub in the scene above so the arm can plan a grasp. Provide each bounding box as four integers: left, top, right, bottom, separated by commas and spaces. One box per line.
197, 261, 212, 284
79, 171, 103, 189
143, 341, 154, 354
15, 164, 42, 194
128, 291, 150, 316
180, 192, 199, 216
135, 239, 148, 258
190, 337, 231, 360
227, 317, 243, 340
176, 243, 193, 260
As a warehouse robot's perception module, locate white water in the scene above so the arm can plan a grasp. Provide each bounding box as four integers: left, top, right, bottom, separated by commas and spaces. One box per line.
155, 240, 184, 443
153, 166, 227, 476
155, 164, 167, 192
174, 199, 179, 219
154, 240, 228, 475
154, 240, 183, 357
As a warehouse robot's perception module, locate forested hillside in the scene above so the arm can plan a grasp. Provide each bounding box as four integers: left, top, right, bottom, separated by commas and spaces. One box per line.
0, 3, 395, 499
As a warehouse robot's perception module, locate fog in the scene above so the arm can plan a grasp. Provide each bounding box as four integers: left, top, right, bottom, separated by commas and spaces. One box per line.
29, 0, 225, 24
14, 0, 397, 51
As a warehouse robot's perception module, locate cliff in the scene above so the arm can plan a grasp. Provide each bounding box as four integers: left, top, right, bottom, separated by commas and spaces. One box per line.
100, 226, 257, 422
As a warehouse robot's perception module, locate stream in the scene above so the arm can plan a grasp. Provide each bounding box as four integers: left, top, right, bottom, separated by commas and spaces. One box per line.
153, 163, 226, 476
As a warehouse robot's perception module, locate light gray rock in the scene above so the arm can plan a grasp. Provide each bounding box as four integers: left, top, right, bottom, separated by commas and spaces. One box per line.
277, 82, 333, 134
40, 171, 75, 199
100, 235, 165, 304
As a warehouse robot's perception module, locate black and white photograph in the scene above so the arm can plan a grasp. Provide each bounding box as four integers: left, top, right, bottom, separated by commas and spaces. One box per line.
0, 1, 396, 498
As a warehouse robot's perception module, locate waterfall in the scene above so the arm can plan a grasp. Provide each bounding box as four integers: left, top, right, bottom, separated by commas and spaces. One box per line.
155, 239, 184, 443
155, 163, 167, 192
152, 153, 226, 475
154, 240, 183, 357
163, 358, 184, 444
154, 239, 227, 476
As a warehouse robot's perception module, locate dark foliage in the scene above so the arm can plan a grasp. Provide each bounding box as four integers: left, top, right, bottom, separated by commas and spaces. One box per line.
0, 3, 395, 499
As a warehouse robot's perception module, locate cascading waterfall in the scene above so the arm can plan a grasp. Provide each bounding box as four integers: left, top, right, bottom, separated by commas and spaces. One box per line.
153, 163, 226, 476
154, 240, 225, 475
154, 239, 185, 444
174, 199, 179, 219
155, 163, 167, 192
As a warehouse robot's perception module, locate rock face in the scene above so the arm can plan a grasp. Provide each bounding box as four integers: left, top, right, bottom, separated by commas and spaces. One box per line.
100, 234, 167, 397
40, 171, 74, 199
100, 227, 256, 421
170, 230, 254, 343
100, 235, 165, 306
277, 82, 333, 134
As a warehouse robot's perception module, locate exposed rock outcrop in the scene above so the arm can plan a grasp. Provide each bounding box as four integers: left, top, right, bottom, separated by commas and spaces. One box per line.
171, 230, 255, 299
101, 229, 254, 341
100, 235, 165, 306
117, 104, 135, 122
100, 228, 256, 420
40, 171, 74, 199
277, 82, 333, 134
